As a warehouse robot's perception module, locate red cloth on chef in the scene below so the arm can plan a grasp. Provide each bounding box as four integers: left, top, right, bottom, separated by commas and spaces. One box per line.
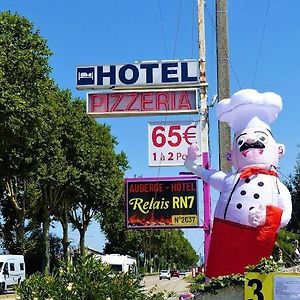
205, 205, 282, 278
240, 167, 278, 179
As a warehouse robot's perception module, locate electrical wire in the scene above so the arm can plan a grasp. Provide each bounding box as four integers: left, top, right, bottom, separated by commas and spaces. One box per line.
191, 0, 196, 58
252, 0, 271, 88
154, 0, 194, 179
204, 1, 216, 95
157, 0, 169, 58
205, 0, 242, 90
204, 2, 217, 102
172, 0, 183, 60
148, 1, 207, 274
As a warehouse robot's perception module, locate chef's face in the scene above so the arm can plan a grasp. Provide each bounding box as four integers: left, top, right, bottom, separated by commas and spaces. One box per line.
230, 127, 282, 170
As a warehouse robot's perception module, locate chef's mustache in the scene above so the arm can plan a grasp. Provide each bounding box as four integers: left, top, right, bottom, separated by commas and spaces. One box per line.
239, 141, 265, 152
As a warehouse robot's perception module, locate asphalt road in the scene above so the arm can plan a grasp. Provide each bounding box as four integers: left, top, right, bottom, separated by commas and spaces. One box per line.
142, 274, 191, 299
0, 292, 15, 300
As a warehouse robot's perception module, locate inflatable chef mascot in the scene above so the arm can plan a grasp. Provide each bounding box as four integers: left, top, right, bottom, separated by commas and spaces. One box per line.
184, 89, 292, 278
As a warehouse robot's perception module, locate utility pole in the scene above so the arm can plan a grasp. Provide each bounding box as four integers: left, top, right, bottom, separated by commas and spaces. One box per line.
198, 0, 211, 266
216, 0, 232, 172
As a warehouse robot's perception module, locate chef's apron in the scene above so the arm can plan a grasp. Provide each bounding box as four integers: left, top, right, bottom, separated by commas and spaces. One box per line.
206, 205, 282, 278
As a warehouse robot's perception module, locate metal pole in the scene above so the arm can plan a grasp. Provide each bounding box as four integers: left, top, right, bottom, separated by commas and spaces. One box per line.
216, 0, 232, 172
198, 0, 211, 267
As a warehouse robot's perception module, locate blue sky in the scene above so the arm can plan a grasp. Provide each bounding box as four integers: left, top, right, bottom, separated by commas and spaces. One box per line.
2, 0, 299, 258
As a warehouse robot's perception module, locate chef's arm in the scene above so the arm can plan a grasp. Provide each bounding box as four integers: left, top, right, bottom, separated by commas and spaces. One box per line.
184, 159, 226, 191
277, 182, 292, 228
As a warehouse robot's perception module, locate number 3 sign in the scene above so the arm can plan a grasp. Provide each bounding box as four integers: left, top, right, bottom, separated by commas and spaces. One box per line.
148, 121, 201, 167
244, 273, 273, 300
245, 272, 300, 300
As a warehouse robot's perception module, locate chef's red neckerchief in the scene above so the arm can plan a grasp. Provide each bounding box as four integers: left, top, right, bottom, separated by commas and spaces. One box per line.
240, 166, 278, 179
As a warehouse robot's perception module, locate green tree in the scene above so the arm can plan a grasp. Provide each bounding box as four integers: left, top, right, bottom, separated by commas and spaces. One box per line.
65, 100, 128, 255
281, 149, 300, 265
103, 222, 199, 273
274, 229, 299, 266
100, 185, 199, 272
0, 11, 129, 275
286, 150, 300, 233
33, 86, 77, 274
0, 11, 52, 253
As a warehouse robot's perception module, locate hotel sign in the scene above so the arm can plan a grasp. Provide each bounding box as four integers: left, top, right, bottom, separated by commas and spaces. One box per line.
125, 176, 199, 229
76, 60, 199, 90
86, 88, 198, 117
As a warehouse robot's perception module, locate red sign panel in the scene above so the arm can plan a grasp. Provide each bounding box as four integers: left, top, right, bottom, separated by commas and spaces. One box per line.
125, 176, 199, 229
86, 89, 198, 117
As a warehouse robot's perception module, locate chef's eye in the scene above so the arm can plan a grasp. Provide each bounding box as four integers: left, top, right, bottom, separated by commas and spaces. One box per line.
237, 137, 245, 146
257, 133, 268, 144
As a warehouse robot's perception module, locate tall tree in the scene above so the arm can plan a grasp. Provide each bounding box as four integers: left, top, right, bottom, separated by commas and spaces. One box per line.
32, 86, 77, 274
67, 101, 128, 254
0, 12, 130, 273
103, 215, 199, 273
286, 150, 300, 233
0, 11, 52, 253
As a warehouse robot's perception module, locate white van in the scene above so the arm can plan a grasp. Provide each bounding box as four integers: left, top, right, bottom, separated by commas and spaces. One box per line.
97, 253, 137, 273
0, 255, 25, 293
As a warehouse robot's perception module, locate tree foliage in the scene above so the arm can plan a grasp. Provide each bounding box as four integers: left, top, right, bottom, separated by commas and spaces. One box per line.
0, 11, 199, 276
0, 11, 54, 257
286, 149, 300, 233
103, 225, 199, 272
0, 11, 129, 272
65, 99, 128, 254
0, 11, 52, 156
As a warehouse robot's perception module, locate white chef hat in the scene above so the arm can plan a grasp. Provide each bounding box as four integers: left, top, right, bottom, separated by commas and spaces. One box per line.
216, 89, 282, 133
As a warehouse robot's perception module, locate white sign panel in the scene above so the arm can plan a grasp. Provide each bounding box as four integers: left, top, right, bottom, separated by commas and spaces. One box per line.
76, 60, 199, 90
274, 274, 300, 299
148, 121, 201, 167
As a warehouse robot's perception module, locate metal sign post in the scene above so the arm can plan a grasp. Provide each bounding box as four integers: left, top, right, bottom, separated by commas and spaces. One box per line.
198, 0, 212, 266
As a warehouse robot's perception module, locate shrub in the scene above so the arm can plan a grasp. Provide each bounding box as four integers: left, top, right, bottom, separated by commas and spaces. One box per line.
189, 257, 278, 295
16, 254, 168, 300
189, 273, 245, 295
194, 272, 205, 284
245, 256, 279, 274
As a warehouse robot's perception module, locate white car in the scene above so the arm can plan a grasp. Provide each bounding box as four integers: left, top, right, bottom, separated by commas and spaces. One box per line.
159, 269, 171, 280
0, 255, 25, 293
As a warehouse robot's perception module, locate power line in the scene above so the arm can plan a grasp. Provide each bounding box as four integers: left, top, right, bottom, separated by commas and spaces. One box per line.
252, 0, 271, 88
157, 0, 168, 58
191, 0, 197, 58
172, 0, 183, 59
205, 1, 242, 90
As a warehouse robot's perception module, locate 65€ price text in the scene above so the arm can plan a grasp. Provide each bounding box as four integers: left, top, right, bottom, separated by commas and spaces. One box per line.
148, 122, 201, 166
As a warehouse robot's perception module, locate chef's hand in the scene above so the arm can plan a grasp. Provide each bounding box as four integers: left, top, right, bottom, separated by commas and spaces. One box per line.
185, 143, 202, 163
248, 205, 266, 227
